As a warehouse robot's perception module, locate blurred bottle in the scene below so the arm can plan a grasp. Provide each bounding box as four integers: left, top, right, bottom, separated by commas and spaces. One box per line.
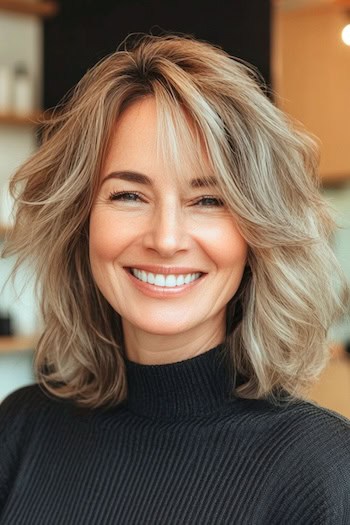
0, 65, 13, 114
345, 340, 350, 355
0, 311, 13, 337
13, 63, 33, 115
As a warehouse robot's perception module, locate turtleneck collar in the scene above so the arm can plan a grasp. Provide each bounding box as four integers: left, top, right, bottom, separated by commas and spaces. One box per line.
124, 343, 242, 419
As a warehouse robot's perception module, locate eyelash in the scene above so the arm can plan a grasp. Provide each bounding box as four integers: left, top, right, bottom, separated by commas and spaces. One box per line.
108, 191, 225, 207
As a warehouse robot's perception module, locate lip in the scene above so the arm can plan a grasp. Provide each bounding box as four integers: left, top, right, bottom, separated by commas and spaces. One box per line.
124, 267, 207, 297
124, 265, 206, 275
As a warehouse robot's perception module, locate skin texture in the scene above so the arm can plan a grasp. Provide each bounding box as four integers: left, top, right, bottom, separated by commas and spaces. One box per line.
89, 97, 248, 364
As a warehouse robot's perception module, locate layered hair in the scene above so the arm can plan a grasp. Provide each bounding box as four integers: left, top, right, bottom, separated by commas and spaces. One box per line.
2, 33, 349, 408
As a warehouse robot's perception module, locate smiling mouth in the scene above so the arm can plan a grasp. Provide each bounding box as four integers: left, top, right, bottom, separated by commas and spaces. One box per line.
127, 268, 204, 288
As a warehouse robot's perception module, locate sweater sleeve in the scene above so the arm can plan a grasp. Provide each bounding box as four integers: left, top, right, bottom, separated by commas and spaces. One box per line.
305, 453, 350, 525
326, 446, 350, 524
310, 407, 350, 524
254, 402, 350, 525
0, 386, 35, 514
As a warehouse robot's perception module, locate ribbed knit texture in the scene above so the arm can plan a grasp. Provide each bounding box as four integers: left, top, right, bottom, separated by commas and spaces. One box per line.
1, 343, 350, 524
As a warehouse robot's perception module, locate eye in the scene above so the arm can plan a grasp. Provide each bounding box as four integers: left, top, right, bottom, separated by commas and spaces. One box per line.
107, 191, 225, 207
195, 196, 225, 207
109, 191, 143, 202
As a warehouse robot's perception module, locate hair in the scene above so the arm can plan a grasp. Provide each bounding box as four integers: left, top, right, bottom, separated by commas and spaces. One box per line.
2, 32, 349, 409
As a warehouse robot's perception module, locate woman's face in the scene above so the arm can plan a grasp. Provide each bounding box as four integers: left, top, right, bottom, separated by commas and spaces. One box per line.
89, 97, 248, 361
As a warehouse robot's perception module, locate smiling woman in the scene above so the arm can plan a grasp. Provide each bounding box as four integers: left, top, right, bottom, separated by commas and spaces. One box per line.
89, 96, 248, 363
0, 33, 350, 524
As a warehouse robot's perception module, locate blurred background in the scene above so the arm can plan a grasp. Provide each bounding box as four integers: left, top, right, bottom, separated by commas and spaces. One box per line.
0, 0, 349, 414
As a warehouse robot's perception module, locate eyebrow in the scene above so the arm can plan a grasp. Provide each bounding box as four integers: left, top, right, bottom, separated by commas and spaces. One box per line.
102, 171, 218, 188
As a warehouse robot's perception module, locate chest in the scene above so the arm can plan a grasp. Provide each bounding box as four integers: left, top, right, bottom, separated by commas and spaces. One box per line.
0, 415, 310, 525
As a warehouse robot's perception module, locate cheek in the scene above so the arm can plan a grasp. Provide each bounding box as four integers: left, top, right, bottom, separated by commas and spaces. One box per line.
199, 221, 248, 269
89, 209, 131, 262
89, 213, 115, 263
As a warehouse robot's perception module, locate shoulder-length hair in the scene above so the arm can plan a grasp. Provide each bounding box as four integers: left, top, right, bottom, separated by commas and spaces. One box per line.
2, 33, 349, 408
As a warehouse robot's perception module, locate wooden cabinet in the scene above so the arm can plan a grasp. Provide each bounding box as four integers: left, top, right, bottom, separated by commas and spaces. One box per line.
0, 111, 44, 125
272, 2, 350, 184
0, 1, 58, 17
0, 335, 38, 353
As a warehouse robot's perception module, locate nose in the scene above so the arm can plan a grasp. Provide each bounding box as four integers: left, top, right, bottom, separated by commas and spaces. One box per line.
142, 199, 191, 257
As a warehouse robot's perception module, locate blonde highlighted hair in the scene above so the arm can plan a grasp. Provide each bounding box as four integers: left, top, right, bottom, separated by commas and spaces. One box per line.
2, 33, 349, 408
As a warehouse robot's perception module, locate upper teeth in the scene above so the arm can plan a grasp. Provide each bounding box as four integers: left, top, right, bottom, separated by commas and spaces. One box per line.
131, 269, 202, 287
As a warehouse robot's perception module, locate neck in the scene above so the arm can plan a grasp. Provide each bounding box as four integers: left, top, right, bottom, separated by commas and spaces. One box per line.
122, 318, 225, 365
124, 342, 243, 419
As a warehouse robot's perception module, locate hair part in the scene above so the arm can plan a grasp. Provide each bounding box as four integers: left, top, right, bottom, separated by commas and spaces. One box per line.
2, 33, 349, 408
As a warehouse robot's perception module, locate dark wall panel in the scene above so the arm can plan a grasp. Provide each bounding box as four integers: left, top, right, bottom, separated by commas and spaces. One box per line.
44, 0, 270, 109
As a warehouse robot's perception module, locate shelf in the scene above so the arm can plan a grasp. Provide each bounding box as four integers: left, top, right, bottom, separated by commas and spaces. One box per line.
0, 335, 38, 353
0, 111, 44, 126
0, 224, 11, 239
0, 1, 58, 17
321, 172, 350, 188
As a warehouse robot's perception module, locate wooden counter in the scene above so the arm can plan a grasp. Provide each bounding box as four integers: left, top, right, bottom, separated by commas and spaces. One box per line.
0, 335, 38, 353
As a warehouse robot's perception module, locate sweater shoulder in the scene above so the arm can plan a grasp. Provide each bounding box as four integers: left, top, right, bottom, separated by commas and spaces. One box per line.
0, 384, 56, 451
0, 383, 55, 424
280, 397, 350, 441
0, 383, 89, 428
244, 395, 350, 434
289, 400, 349, 466
235, 398, 350, 521
289, 400, 350, 474
0, 382, 85, 449
245, 396, 350, 455
0, 384, 52, 509
1, 382, 52, 407
270, 399, 350, 487
232, 397, 350, 485
285, 400, 350, 518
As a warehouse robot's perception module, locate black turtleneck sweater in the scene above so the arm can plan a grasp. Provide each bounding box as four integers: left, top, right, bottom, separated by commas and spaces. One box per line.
1, 343, 350, 524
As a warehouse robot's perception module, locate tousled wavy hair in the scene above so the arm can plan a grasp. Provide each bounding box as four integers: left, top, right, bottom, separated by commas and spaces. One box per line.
2, 33, 349, 408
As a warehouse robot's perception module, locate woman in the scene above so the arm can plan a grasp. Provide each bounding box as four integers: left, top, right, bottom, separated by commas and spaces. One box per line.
1, 33, 349, 524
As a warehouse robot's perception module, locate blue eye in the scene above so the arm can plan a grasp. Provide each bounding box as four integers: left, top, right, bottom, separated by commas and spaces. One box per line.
108, 192, 225, 207
196, 196, 225, 207
109, 191, 142, 202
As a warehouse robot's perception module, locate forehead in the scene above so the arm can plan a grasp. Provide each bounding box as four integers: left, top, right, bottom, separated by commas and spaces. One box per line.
102, 96, 216, 189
